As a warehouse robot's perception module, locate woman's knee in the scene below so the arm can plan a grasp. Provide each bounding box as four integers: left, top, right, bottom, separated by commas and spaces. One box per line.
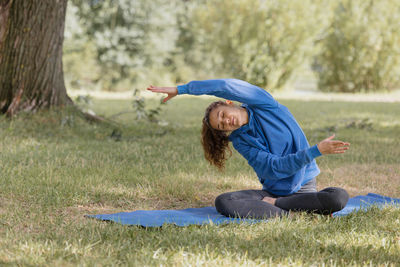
215, 192, 232, 213
215, 190, 261, 208
215, 190, 259, 216
319, 187, 349, 212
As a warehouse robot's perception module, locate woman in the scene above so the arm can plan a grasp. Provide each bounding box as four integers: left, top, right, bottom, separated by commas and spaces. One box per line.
147, 79, 350, 219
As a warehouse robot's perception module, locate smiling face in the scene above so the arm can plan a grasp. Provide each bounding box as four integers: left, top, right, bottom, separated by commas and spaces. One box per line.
208, 103, 247, 132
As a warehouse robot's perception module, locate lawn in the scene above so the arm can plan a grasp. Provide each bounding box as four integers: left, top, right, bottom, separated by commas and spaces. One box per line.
0, 95, 399, 266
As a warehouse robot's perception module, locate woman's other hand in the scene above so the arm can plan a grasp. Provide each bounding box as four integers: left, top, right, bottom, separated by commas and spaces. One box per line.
317, 134, 350, 155
147, 85, 178, 103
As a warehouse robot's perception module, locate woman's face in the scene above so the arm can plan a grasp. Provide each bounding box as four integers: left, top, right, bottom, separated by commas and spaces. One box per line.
209, 104, 245, 132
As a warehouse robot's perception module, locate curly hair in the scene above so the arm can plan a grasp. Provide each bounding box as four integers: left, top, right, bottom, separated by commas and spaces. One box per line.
201, 101, 232, 170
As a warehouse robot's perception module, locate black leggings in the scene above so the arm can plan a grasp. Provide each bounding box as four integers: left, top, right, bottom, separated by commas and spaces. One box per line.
215, 187, 349, 219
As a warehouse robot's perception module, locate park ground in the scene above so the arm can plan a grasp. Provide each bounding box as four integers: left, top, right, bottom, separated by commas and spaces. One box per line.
0, 92, 399, 266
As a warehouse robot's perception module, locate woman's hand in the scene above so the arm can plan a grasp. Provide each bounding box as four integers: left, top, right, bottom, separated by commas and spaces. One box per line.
147, 85, 178, 103
317, 134, 350, 155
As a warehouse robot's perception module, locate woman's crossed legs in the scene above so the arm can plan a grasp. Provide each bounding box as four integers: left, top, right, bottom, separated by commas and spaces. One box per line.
215, 187, 349, 219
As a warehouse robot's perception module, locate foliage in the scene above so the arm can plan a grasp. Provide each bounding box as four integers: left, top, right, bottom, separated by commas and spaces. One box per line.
64, 0, 331, 91
63, 0, 400, 93
63, 5, 101, 91
65, 0, 182, 91
313, 0, 400, 92
188, 0, 330, 89
75, 94, 96, 117
103, 89, 168, 126
130, 89, 166, 123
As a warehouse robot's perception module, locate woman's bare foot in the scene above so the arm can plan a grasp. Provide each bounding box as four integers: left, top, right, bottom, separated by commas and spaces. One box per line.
262, 196, 276, 205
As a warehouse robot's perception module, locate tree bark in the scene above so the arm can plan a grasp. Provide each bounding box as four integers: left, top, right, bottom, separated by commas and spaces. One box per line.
0, 0, 72, 117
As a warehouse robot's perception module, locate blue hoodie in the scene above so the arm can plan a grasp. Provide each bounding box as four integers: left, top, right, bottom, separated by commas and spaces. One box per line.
177, 79, 322, 196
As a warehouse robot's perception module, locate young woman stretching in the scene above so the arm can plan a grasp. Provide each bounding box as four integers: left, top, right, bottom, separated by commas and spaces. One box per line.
148, 79, 350, 219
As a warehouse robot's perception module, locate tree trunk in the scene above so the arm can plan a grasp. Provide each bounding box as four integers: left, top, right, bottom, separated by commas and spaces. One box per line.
0, 0, 72, 117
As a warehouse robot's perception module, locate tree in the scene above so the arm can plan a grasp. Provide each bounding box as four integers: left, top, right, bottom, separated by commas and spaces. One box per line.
313, 0, 400, 93
0, 0, 71, 117
192, 0, 329, 89
67, 0, 181, 91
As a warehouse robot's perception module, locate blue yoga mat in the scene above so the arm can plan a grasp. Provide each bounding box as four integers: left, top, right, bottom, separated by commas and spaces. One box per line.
86, 193, 400, 227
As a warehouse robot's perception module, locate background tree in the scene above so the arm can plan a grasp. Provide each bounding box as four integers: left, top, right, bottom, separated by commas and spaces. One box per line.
67, 0, 182, 91
182, 0, 331, 89
313, 0, 400, 93
62, 0, 400, 95
0, 0, 71, 117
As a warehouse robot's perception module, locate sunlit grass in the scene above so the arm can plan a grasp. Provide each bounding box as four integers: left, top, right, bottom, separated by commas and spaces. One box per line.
0, 96, 399, 266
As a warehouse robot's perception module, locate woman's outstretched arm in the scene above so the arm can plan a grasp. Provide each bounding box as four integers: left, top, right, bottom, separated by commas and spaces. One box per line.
235, 134, 350, 180
147, 79, 278, 108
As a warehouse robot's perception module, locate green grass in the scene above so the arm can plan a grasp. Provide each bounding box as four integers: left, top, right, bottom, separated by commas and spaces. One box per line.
1, 96, 400, 266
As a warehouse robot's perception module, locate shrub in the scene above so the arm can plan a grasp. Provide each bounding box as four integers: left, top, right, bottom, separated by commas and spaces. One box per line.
192, 0, 328, 89
65, 0, 181, 91
313, 0, 400, 92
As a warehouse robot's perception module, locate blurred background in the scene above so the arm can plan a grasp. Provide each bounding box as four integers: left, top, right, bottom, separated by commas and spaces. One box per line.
63, 0, 400, 95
